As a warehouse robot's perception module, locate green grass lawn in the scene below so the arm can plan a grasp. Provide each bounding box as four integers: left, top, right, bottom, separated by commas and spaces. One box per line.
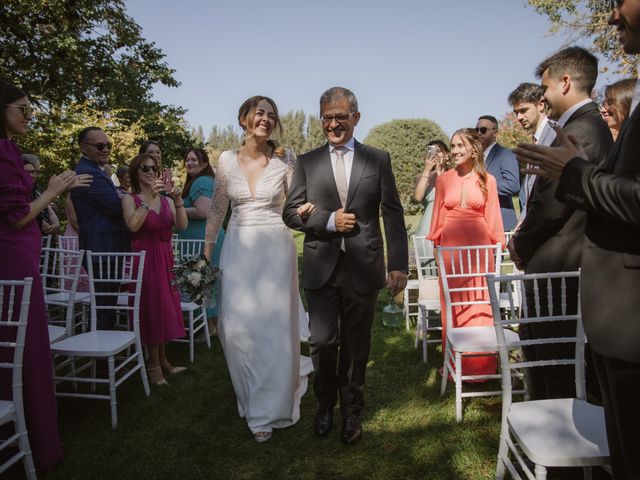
11, 216, 504, 480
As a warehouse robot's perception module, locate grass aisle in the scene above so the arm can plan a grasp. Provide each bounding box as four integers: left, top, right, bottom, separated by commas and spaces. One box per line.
24, 294, 501, 480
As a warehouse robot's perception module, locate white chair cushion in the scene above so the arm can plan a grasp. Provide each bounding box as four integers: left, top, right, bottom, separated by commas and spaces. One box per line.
50, 330, 135, 356
45, 291, 90, 304
0, 400, 15, 424
418, 298, 441, 311
180, 302, 200, 312
509, 398, 609, 467
447, 326, 519, 352
48, 325, 67, 343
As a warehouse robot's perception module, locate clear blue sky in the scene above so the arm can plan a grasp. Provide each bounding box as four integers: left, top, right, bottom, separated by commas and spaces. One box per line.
125, 0, 604, 139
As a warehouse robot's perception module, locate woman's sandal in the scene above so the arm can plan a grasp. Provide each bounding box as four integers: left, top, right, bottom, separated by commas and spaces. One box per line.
162, 363, 187, 375
147, 367, 169, 386
253, 431, 272, 443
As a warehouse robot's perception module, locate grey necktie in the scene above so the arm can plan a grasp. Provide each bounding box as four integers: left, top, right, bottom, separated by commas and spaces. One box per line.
334, 147, 348, 206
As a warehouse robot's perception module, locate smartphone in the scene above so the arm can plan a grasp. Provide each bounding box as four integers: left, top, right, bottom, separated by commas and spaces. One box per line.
426, 145, 438, 158
162, 168, 173, 192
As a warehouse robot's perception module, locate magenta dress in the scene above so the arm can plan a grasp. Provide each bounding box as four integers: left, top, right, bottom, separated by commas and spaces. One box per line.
130, 195, 185, 345
0, 140, 63, 471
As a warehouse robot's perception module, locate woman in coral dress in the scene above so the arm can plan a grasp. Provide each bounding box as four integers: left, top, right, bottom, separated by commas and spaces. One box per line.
121, 153, 188, 386
428, 128, 504, 378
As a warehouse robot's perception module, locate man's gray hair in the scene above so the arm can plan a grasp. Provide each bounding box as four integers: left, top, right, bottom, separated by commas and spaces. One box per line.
320, 87, 359, 113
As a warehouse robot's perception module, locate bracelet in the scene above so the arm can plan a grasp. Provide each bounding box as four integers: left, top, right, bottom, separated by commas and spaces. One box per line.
139, 202, 150, 210
421, 174, 430, 180
174, 203, 184, 208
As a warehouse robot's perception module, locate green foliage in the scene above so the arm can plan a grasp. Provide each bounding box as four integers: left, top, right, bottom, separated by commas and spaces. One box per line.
1, 0, 195, 174
527, 0, 638, 75
364, 119, 448, 215
497, 112, 533, 149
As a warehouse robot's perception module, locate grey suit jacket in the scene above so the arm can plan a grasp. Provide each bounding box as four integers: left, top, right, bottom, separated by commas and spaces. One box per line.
557, 101, 640, 363
513, 102, 613, 274
283, 141, 408, 293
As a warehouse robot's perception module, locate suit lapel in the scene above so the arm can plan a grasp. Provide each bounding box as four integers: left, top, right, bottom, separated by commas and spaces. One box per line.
346, 141, 368, 208
485, 145, 497, 170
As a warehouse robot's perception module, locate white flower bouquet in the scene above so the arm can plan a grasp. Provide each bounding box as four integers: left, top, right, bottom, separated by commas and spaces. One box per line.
173, 254, 220, 305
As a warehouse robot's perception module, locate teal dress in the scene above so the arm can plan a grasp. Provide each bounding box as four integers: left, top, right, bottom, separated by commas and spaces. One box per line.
178, 175, 224, 316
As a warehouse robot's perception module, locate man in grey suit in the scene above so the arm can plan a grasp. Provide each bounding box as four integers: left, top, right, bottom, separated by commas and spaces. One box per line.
509, 47, 613, 401
475, 115, 520, 230
514, 3, 640, 476
283, 87, 408, 444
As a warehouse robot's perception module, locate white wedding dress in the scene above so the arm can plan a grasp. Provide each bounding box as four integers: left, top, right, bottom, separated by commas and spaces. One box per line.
205, 149, 311, 434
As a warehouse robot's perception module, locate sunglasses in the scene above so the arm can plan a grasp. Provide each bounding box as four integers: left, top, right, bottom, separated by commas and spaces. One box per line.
5, 104, 33, 117
83, 142, 112, 151
140, 165, 159, 174
476, 127, 497, 135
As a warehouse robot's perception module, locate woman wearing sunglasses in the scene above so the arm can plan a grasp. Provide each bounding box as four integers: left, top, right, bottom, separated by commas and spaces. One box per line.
0, 79, 91, 472
121, 153, 188, 386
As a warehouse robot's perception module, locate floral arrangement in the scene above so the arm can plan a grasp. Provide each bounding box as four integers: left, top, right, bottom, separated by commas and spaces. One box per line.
173, 253, 220, 305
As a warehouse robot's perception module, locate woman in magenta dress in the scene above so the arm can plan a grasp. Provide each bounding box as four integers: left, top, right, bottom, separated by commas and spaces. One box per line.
121, 153, 188, 386
428, 128, 505, 378
0, 80, 91, 471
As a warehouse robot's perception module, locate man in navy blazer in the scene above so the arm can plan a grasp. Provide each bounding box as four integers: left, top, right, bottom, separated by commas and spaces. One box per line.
70, 126, 130, 329
476, 115, 520, 231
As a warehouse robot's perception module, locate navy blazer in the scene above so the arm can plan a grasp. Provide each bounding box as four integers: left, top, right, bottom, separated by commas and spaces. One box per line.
70, 156, 130, 255
484, 143, 520, 231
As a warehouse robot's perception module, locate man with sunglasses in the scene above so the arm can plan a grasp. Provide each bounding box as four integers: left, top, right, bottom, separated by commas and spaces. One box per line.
70, 126, 130, 329
514, 2, 640, 476
475, 115, 520, 231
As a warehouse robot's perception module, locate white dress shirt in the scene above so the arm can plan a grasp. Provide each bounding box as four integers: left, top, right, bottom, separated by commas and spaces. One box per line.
327, 137, 356, 232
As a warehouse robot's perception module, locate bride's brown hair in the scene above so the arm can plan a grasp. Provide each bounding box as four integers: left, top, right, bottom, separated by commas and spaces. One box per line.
237, 95, 285, 157
451, 128, 488, 200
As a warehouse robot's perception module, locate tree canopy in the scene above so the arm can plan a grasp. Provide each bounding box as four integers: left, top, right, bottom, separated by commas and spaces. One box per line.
364, 119, 448, 215
527, 0, 638, 75
1, 0, 194, 172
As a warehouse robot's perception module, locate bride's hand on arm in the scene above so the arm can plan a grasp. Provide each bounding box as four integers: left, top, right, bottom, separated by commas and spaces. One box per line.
296, 202, 315, 219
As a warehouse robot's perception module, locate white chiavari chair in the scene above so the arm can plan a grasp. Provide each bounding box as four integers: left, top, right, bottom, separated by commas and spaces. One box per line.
0, 278, 36, 480
487, 271, 610, 480
412, 235, 441, 365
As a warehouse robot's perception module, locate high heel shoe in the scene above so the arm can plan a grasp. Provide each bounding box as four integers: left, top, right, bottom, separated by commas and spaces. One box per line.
147, 366, 169, 386
162, 363, 187, 375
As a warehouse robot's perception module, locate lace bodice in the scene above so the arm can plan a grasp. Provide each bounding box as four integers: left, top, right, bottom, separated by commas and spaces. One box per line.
205, 149, 296, 243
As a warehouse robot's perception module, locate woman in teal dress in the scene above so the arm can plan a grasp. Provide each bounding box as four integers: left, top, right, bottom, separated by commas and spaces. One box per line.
177, 148, 224, 319
413, 140, 450, 237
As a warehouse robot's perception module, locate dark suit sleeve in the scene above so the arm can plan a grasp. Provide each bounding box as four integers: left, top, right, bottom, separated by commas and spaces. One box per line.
71, 170, 122, 218
558, 158, 640, 227
283, 157, 332, 234
496, 148, 520, 196
513, 124, 594, 264
380, 151, 408, 273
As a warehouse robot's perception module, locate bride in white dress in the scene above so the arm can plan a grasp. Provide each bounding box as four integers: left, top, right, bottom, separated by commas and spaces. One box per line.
204, 95, 314, 442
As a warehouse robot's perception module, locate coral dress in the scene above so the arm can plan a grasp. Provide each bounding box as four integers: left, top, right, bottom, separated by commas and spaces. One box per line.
0, 140, 63, 471
428, 169, 505, 377
130, 195, 185, 345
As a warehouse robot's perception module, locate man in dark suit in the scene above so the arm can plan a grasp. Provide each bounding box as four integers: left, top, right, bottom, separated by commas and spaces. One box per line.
509, 47, 613, 400
475, 115, 520, 230
283, 87, 408, 444
70, 126, 130, 329
514, 3, 640, 476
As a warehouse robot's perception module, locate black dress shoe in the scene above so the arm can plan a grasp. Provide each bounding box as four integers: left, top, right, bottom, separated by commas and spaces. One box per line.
341, 415, 362, 444
313, 408, 333, 437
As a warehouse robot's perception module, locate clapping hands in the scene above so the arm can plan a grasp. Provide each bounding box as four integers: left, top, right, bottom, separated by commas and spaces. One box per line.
47, 171, 92, 195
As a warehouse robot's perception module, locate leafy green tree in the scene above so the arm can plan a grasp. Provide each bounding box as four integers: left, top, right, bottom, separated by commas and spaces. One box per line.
364, 119, 448, 214
497, 112, 533, 149
527, 0, 638, 74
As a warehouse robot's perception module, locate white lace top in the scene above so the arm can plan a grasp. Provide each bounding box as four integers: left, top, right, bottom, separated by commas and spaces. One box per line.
205, 149, 297, 243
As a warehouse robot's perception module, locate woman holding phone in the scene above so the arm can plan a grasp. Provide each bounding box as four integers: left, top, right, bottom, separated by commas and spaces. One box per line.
121, 152, 188, 386
414, 140, 449, 237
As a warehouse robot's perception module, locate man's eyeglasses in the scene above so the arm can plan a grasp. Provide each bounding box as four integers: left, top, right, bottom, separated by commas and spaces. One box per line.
5, 104, 33, 117
140, 165, 159, 174
476, 127, 497, 135
83, 142, 112, 151
320, 113, 353, 125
